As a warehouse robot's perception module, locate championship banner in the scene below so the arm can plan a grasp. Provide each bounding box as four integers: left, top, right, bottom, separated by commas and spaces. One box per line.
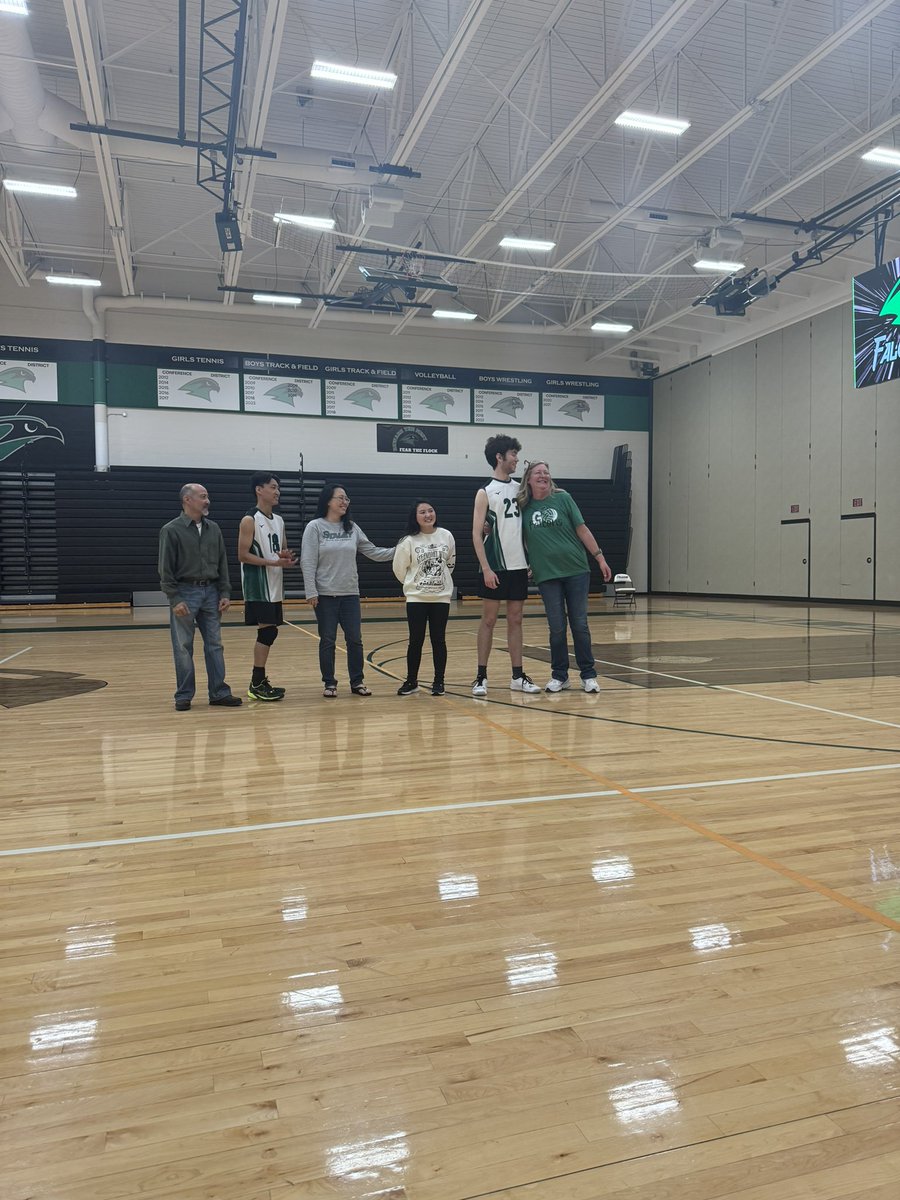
541, 374, 605, 428
473, 371, 540, 426
323, 360, 399, 420
243, 354, 323, 415
853, 254, 900, 388
399, 364, 471, 424
0, 357, 57, 405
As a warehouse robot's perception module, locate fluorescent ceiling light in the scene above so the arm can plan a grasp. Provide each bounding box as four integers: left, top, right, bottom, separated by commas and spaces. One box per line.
591, 321, 634, 334
432, 309, 477, 320
252, 292, 303, 306
273, 211, 336, 231
311, 60, 397, 89
861, 147, 900, 167
499, 236, 556, 252
46, 274, 102, 287
0, 1, 29, 14
694, 259, 745, 272
614, 110, 690, 136
4, 179, 76, 197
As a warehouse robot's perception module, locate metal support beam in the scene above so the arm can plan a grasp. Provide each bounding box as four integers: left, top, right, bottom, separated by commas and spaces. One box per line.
491, 0, 897, 330
0, 180, 28, 286
197, 0, 249, 219
63, 0, 135, 295
308, 0, 497, 329
221, 0, 290, 304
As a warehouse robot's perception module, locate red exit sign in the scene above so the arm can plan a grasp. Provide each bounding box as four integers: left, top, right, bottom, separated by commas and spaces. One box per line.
790, 504, 799, 513
852, 498, 864, 508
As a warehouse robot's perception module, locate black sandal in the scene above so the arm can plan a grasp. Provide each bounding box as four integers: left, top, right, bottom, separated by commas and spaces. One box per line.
350, 684, 372, 696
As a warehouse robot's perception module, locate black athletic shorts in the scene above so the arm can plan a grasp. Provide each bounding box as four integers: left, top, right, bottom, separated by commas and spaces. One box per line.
244, 600, 284, 626
477, 567, 529, 601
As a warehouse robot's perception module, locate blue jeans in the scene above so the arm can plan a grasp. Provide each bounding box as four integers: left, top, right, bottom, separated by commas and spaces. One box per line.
169, 583, 231, 702
315, 595, 364, 686
537, 572, 596, 681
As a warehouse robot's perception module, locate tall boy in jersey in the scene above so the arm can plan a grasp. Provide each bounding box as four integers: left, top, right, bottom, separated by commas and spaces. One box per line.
471, 434, 541, 696
238, 472, 297, 701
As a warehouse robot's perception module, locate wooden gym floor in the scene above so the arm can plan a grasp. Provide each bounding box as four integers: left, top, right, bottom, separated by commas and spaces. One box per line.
2, 596, 900, 1199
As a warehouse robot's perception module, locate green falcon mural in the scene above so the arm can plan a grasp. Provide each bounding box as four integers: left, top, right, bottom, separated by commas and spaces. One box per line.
0, 412, 64, 462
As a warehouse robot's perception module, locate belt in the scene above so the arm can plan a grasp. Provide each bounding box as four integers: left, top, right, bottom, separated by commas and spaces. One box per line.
181, 579, 212, 586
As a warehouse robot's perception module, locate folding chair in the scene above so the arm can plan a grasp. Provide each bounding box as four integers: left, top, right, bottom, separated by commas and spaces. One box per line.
612, 572, 637, 608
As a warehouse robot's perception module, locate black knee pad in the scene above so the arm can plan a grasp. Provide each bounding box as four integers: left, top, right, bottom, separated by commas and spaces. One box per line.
256, 625, 279, 647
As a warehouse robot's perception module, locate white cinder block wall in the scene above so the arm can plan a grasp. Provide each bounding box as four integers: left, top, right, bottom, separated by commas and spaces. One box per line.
652, 303, 900, 601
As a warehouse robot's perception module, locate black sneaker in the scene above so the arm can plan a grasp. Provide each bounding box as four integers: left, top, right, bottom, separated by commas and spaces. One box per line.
248, 678, 285, 701
431, 682, 445, 696
209, 694, 242, 707
263, 676, 286, 696
397, 680, 419, 696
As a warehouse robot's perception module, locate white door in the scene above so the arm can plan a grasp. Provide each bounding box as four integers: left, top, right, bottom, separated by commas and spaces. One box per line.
779, 521, 810, 598
840, 515, 875, 601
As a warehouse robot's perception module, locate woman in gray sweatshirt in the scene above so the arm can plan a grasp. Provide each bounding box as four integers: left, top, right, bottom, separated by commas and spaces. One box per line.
300, 484, 394, 696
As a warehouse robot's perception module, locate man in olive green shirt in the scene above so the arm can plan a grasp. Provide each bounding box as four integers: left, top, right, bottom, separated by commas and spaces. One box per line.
158, 483, 241, 711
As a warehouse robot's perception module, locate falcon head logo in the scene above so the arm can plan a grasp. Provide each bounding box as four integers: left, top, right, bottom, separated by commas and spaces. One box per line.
492, 394, 524, 418
879, 278, 900, 328
421, 391, 454, 414
265, 380, 304, 405
0, 412, 65, 462
0, 366, 37, 394
0, 666, 107, 709
345, 386, 381, 410
559, 397, 591, 420
179, 376, 220, 401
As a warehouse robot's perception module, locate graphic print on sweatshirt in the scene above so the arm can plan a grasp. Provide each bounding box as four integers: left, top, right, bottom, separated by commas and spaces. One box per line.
413, 543, 449, 593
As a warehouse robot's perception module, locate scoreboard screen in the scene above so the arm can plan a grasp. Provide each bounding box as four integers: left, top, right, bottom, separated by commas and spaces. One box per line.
853, 254, 900, 389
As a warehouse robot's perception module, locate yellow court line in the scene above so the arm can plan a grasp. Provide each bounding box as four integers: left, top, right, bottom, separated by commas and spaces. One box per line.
287, 617, 900, 933
444, 697, 900, 935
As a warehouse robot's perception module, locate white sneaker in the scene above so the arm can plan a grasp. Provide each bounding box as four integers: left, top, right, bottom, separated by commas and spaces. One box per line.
472, 677, 488, 697
510, 674, 541, 694
545, 678, 571, 693
582, 677, 601, 693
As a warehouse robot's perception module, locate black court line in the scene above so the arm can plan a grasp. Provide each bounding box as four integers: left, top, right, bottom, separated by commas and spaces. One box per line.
364, 638, 900, 758
0, 607, 617, 637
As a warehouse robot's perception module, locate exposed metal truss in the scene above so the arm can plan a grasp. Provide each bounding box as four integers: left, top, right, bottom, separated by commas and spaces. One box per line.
2, 0, 899, 371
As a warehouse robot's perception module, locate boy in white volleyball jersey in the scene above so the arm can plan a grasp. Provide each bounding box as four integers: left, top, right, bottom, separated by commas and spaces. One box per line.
471, 434, 540, 697
238, 472, 297, 701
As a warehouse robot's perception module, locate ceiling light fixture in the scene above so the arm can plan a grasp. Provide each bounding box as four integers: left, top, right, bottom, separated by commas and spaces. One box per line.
3, 179, 77, 197
693, 259, 745, 272
432, 309, 477, 320
252, 292, 303, 306
499, 236, 556, 252
46, 274, 102, 287
861, 147, 900, 167
0, 1, 29, 14
591, 321, 634, 334
614, 110, 690, 136
273, 212, 336, 231
311, 60, 397, 90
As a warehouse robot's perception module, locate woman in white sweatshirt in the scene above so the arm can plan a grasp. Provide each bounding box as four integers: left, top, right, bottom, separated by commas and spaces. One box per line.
392, 500, 456, 696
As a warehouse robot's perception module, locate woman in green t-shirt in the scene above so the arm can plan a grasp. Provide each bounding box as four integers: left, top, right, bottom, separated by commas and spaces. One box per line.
517, 462, 612, 693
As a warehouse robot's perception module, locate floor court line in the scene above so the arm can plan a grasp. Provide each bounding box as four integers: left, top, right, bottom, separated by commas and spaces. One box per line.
0, 646, 32, 667
595, 656, 900, 730
4, 761, 900, 858
449, 699, 900, 934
